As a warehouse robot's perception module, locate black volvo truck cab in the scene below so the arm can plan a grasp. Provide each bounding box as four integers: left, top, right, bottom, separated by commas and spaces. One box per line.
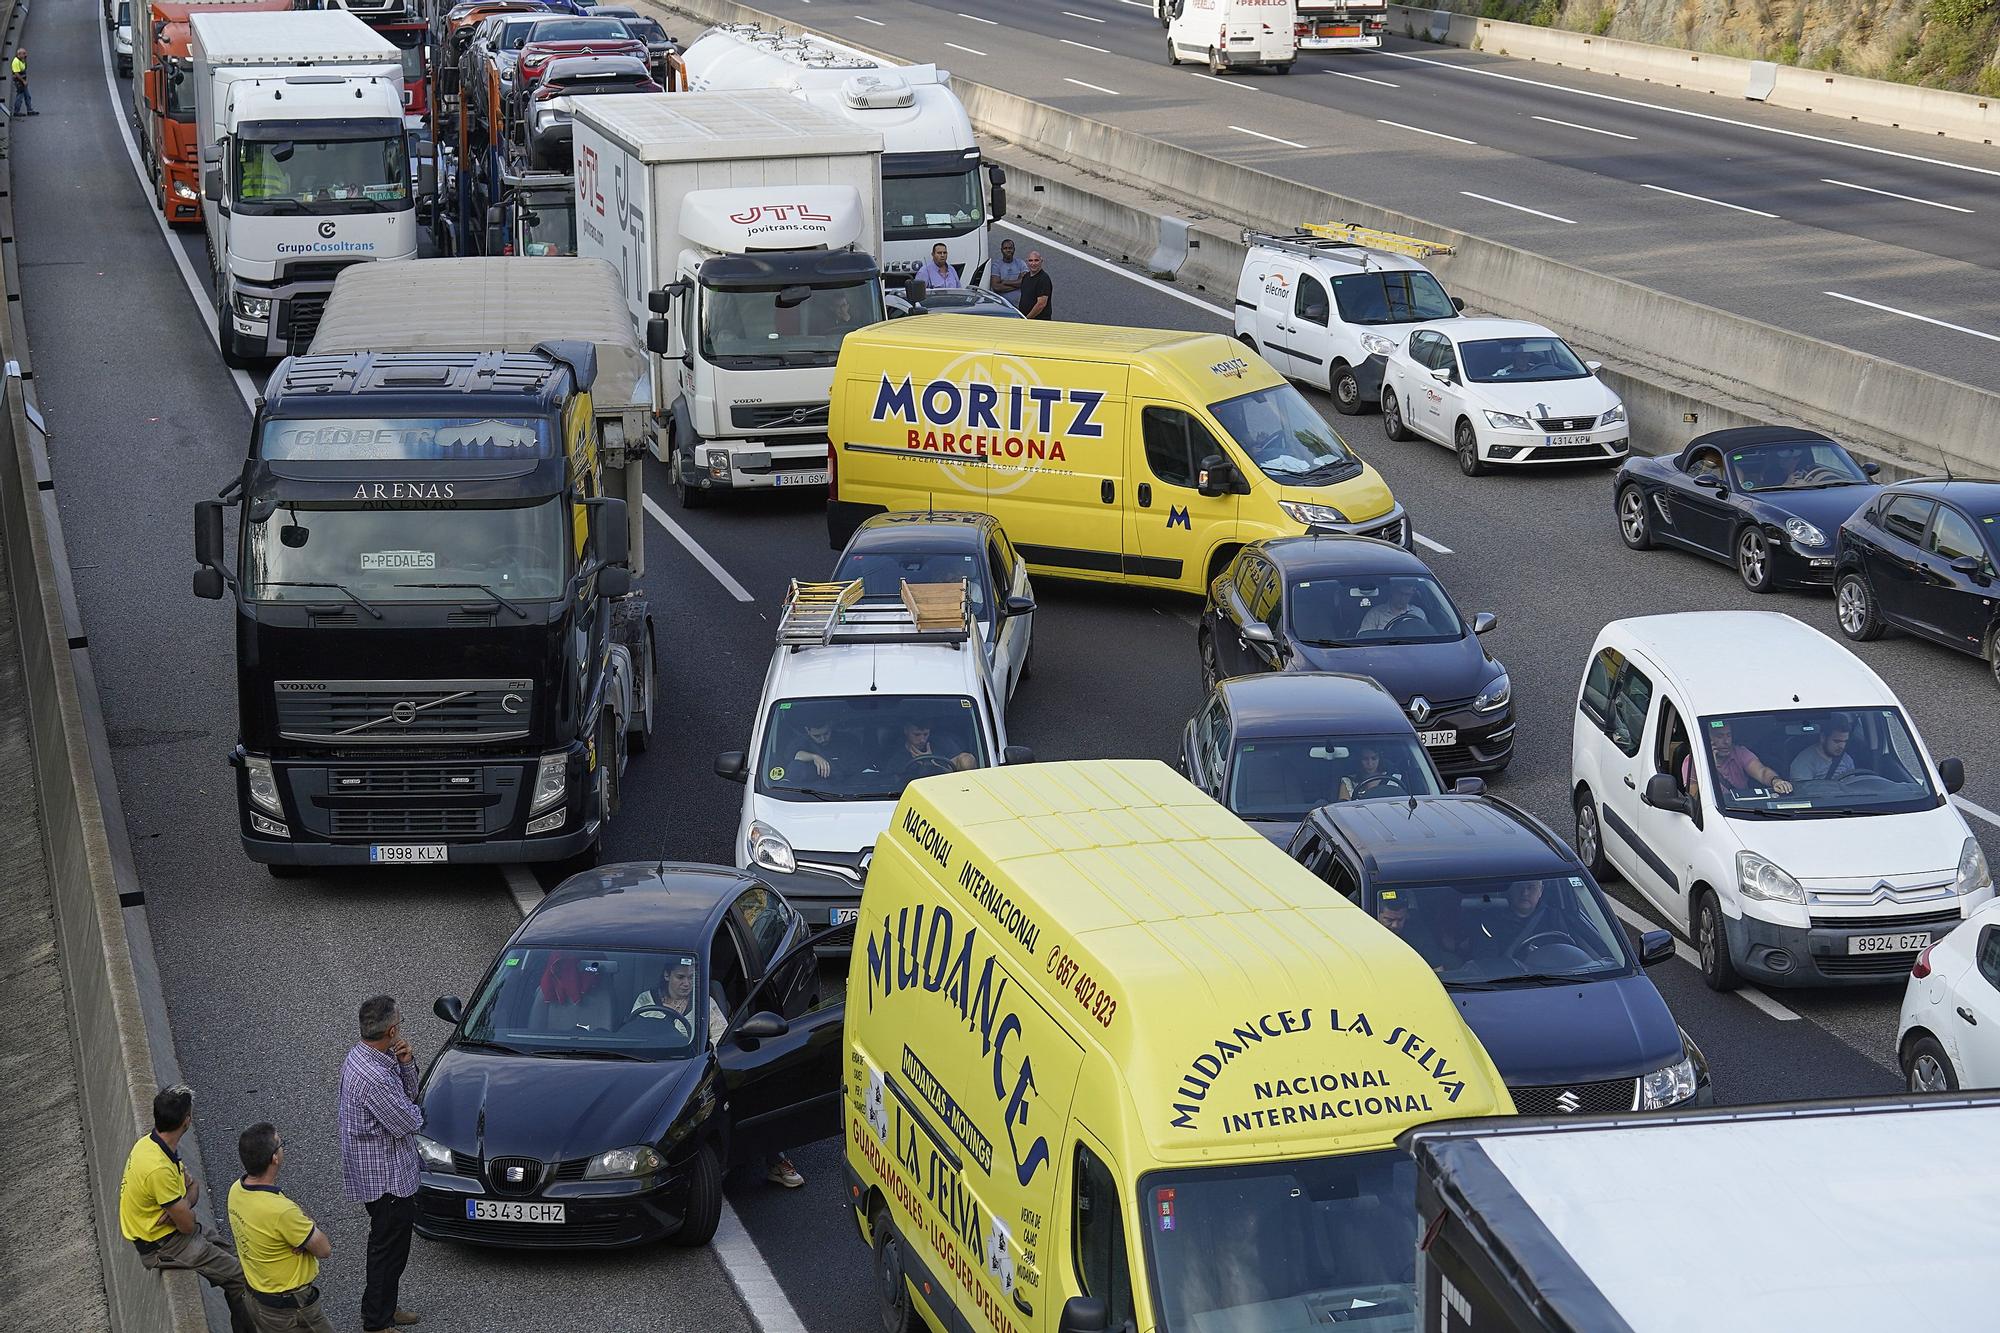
194, 339, 652, 873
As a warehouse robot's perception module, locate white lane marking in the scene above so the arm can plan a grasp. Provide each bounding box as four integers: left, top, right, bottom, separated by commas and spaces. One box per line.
1604, 898, 1802, 1021
1230, 124, 1308, 149
1381, 48, 2000, 180
643, 495, 756, 602
93, 3, 258, 412
853, 13, 885, 23
1187, 72, 1242, 88
1064, 77, 1120, 95
945, 40, 987, 55
1532, 114, 1636, 141
501, 864, 544, 916
1061, 37, 1111, 53
1460, 191, 1577, 224
956, 9, 998, 22
1639, 182, 1779, 218
1823, 291, 2000, 344
1324, 69, 1399, 87
1955, 794, 2000, 829
713, 1200, 811, 1333
1412, 532, 1453, 555
1117, 0, 1152, 6
1821, 177, 1973, 213
1062, 9, 1106, 20
1377, 119, 1477, 146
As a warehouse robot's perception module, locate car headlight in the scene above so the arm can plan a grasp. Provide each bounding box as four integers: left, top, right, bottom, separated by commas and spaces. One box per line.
1637, 1056, 1698, 1109
233, 294, 271, 321
1358, 332, 1395, 357
583, 1144, 664, 1180
747, 820, 796, 874
530, 751, 568, 813
415, 1135, 455, 1171
1955, 837, 1991, 896
1599, 402, 1627, 426
173, 180, 199, 201
1783, 516, 1828, 549
1278, 500, 1349, 528
1737, 850, 1806, 904
1483, 410, 1534, 431
1474, 673, 1511, 714
244, 755, 282, 815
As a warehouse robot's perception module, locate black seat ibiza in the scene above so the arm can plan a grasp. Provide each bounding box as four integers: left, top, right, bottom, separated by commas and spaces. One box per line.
1836, 479, 2000, 688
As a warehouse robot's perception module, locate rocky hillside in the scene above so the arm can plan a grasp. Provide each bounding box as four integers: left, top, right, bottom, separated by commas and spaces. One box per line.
1445, 0, 2000, 96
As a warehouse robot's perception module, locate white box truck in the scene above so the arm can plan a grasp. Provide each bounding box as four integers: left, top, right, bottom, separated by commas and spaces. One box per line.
193, 9, 418, 367
680, 24, 1004, 281
571, 90, 884, 508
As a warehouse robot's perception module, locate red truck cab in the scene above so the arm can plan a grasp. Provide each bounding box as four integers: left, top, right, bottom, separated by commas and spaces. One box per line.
138, 0, 291, 225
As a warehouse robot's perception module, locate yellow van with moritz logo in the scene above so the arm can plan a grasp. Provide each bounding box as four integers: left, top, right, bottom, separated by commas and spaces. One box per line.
826, 318, 1409, 595
842, 759, 1509, 1333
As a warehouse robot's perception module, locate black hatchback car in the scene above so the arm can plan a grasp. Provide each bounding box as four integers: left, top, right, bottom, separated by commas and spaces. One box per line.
413, 863, 843, 1249
1199, 536, 1512, 776
1288, 795, 1710, 1114
1835, 479, 2000, 686
1614, 426, 1882, 592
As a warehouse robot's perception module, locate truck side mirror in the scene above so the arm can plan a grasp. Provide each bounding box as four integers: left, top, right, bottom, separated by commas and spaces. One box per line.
646, 317, 671, 355
596, 565, 630, 598
591, 496, 629, 566
195, 499, 226, 570
203, 167, 222, 203
419, 157, 437, 200
989, 182, 1006, 223
902, 277, 926, 306
193, 567, 226, 600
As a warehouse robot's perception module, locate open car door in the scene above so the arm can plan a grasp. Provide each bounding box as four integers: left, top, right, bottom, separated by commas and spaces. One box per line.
717, 921, 851, 1167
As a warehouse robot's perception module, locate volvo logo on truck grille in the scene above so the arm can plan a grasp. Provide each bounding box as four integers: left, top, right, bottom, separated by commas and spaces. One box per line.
274, 679, 534, 745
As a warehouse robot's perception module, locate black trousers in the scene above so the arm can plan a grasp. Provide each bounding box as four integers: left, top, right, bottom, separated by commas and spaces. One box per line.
361, 1192, 416, 1330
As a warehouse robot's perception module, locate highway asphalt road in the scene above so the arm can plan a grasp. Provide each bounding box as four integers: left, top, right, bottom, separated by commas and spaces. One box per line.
22, 2, 1997, 1330
650, 0, 2000, 393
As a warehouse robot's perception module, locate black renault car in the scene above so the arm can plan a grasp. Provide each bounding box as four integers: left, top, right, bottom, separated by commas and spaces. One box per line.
1198, 536, 1513, 777
1835, 479, 2000, 687
413, 863, 844, 1249
1288, 794, 1711, 1113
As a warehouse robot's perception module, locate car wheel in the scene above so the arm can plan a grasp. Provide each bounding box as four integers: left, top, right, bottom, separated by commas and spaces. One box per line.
1836, 572, 1885, 642
872, 1209, 921, 1333
1573, 788, 1611, 880
1695, 890, 1741, 992
628, 622, 655, 754
1617, 484, 1653, 551
1199, 629, 1220, 693
1987, 625, 2000, 690
1272, 61, 1294, 73
1905, 1035, 1960, 1094
1209, 46, 1226, 74
1329, 362, 1363, 416
1455, 420, 1487, 477
1735, 527, 1775, 594
1382, 389, 1412, 441
1166, 36, 1180, 64
668, 1143, 722, 1247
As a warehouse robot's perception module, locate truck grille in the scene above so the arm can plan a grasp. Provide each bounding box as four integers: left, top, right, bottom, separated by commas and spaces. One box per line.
328, 767, 483, 796
731, 402, 829, 431
1510, 1078, 1639, 1115
274, 679, 533, 746
329, 806, 485, 837
286, 293, 329, 352
283, 260, 362, 285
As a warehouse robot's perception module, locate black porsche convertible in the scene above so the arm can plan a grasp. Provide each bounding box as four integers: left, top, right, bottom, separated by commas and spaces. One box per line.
1613, 426, 1882, 592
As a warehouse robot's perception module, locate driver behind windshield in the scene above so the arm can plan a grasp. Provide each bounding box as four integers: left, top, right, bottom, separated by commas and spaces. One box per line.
893, 719, 975, 775
1475, 881, 1549, 957
1789, 714, 1857, 783
785, 717, 852, 781
1339, 746, 1397, 800
628, 955, 723, 1045
1357, 581, 1429, 636
1684, 720, 1792, 799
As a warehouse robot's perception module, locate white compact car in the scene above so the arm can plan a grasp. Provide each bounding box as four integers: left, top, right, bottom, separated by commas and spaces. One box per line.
1381, 317, 1629, 475
1570, 611, 1989, 991
715, 579, 1032, 928
114, 0, 134, 74
1899, 897, 2000, 1091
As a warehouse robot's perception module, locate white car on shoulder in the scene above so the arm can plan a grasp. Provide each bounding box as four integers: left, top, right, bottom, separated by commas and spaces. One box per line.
1381, 317, 1629, 476
1570, 611, 1989, 992
1899, 896, 2000, 1092
714, 579, 1033, 928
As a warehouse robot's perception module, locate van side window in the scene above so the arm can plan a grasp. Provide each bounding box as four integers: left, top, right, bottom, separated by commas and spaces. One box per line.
1141, 408, 1225, 491
1578, 647, 1621, 732
1978, 927, 2000, 990
1607, 664, 1653, 759
1294, 274, 1329, 326
1073, 1143, 1136, 1330
1879, 495, 1936, 547
1654, 698, 1689, 785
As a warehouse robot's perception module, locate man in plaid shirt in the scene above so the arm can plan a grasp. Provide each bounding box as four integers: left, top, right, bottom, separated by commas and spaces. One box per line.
338, 995, 423, 1331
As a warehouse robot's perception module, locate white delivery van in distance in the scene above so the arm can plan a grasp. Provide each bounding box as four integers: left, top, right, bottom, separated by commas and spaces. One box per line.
1165, 0, 1298, 74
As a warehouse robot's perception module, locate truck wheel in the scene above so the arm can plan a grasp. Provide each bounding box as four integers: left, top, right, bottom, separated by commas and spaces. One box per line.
1329, 361, 1363, 415
628, 619, 656, 753
1694, 889, 1741, 993
871, 1210, 922, 1333
1209, 46, 1226, 75
1166, 36, 1180, 65
221, 334, 255, 372
668, 1144, 722, 1248
673, 448, 710, 510
597, 711, 622, 820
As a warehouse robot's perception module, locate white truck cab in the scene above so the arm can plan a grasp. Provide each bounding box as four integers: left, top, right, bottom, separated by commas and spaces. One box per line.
1235, 226, 1462, 414
1164, 0, 1298, 74
1571, 611, 1990, 992
715, 578, 1031, 926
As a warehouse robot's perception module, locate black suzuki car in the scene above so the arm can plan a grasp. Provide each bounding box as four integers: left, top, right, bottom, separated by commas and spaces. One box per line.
413, 863, 844, 1249
1835, 478, 2000, 687
1198, 535, 1512, 777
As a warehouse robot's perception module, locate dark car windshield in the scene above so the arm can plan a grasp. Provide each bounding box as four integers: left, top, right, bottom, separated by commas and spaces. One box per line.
1329, 271, 1455, 325
1228, 735, 1442, 820
461, 946, 707, 1059
1727, 440, 1871, 492
1459, 336, 1589, 384
1692, 707, 1940, 818
1209, 385, 1358, 485
756, 695, 990, 801
1288, 573, 1464, 646
1367, 874, 1629, 986
1142, 1150, 1418, 1333
834, 550, 995, 630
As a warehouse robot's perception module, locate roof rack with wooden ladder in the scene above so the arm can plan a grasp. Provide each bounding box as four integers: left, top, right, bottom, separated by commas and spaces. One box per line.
1242, 223, 1455, 270
776, 577, 975, 648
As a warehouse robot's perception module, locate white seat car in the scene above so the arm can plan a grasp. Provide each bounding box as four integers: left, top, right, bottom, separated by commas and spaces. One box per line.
1381, 317, 1629, 476
1899, 897, 2000, 1091
714, 579, 1032, 928
1570, 611, 1989, 991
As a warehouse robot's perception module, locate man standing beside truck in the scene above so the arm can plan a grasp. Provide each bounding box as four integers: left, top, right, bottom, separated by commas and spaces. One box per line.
1018, 250, 1053, 319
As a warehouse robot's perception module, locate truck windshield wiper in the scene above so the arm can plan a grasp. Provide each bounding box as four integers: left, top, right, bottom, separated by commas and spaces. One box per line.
259, 580, 383, 619
399, 582, 530, 620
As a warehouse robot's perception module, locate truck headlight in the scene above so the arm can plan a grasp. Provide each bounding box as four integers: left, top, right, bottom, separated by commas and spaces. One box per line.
1474, 673, 1511, 714
1278, 500, 1348, 528
1483, 410, 1534, 431
1783, 517, 1828, 549
1599, 403, 1627, 426
244, 755, 282, 814
746, 820, 796, 874
415, 1135, 455, 1171
1737, 851, 1805, 905
1637, 1056, 1698, 1109
530, 751, 568, 814
1358, 332, 1395, 357
1956, 837, 1991, 896
233, 294, 271, 321
583, 1144, 664, 1180
173, 181, 199, 201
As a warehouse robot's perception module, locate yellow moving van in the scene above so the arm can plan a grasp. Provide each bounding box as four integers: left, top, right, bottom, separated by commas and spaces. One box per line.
842, 759, 1509, 1333
826, 318, 1410, 596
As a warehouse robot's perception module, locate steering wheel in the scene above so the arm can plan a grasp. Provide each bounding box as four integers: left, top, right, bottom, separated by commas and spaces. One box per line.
1351, 774, 1408, 798
1383, 610, 1426, 632
1794, 466, 1844, 485
1508, 930, 1573, 959
629, 1005, 693, 1040
901, 754, 956, 780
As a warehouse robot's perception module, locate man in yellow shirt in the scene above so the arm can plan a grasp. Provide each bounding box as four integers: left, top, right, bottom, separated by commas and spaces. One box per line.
228, 1123, 335, 1332
118, 1086, 258, 1333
